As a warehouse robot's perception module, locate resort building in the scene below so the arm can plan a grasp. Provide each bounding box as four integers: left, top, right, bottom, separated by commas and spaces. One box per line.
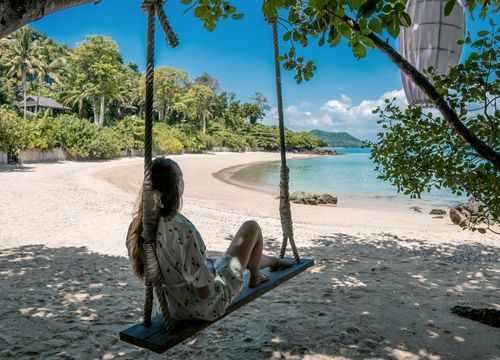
17, 96, 71, 116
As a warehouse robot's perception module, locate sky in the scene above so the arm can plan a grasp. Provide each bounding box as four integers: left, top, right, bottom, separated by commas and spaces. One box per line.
30, 0, 485, 141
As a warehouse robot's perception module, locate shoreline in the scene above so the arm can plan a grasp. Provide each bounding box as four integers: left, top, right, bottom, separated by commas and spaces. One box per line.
215, 155, 456, 212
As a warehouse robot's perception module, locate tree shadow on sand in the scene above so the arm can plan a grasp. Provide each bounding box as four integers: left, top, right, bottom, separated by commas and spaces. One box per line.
0, 234, 498, 359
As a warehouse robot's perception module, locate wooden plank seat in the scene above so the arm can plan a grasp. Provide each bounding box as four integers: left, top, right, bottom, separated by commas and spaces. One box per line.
119, 258, 314, 353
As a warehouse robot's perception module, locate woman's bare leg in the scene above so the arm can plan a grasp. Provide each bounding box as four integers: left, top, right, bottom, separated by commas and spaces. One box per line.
225, 220, 292, 287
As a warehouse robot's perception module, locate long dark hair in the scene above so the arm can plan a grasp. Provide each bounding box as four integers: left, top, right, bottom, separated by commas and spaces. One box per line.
128, 157, 183, 277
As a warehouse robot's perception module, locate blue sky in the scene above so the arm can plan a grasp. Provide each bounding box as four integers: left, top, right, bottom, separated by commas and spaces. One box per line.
30, 0, 485, 140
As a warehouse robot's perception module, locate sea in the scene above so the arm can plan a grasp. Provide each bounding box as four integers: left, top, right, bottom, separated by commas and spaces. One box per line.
234, 148, 467, 208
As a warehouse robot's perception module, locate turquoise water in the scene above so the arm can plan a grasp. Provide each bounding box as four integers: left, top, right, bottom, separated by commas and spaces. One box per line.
236, 148, 466, 207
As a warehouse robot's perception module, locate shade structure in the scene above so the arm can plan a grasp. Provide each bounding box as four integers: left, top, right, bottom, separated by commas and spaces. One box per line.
398, 0, 466, 107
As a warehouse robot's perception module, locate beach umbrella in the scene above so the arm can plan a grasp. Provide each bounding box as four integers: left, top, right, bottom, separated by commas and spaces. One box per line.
398, 0, 466, 107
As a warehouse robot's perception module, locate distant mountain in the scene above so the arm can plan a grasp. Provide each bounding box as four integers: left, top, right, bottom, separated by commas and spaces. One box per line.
309, 130, 365, 148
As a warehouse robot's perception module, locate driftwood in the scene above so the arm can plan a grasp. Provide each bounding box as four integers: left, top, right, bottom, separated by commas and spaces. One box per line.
0, 0, 100, 39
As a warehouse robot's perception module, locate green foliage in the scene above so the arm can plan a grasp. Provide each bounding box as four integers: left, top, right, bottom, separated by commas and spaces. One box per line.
55, 114, 120, 158
183, 0, 498, 83
0, 107, 20, 155
153, 123, 184, 155
18, 116, 59, 150
309, 129, 364, 147
286, 131, 326, 150
212, 128, 247, 151
371, 25, 499, 232
113, 116, 145, 151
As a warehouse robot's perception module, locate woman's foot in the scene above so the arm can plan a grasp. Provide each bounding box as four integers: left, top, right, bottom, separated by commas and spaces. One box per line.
249, 271, 269, 288
269, 258, 294, 272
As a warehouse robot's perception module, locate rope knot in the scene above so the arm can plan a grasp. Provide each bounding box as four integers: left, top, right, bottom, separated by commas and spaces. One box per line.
141, 0, 165, 11
141, 0, 179, 48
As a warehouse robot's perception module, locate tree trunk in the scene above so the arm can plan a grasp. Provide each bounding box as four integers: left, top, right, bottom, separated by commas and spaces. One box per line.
0, 0, 100, 39
92, 101, 98, 123
341, 15, 500, 169
99, 95, 105, 126
201, 111, 206, 133
22, 66, 27, 119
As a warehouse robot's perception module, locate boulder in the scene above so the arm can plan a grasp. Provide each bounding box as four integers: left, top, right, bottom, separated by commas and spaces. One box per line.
449, 198, 495, 226
289, 191, 338, 206
430, 209, 447, 215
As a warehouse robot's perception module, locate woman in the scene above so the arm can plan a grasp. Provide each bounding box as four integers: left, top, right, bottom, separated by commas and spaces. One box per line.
127, 157, 291, 321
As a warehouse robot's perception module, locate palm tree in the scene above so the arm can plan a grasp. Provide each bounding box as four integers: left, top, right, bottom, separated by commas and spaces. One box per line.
33, 43, 67, 114
60, 82, 98, 117
5, 27, 41, 118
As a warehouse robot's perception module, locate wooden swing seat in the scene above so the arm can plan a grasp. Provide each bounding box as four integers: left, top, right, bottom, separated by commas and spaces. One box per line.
119, 257, 314, 353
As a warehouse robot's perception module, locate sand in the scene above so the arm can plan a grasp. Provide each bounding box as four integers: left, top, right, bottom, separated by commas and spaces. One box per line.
0, 152, 498, 359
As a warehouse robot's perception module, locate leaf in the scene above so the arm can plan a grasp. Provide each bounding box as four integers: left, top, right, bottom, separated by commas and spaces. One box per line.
399, 12, 412, 27
352, 43, 367, 58
444, 0, 456, 16
231, 13, 244, 20
368, 18, 383, 33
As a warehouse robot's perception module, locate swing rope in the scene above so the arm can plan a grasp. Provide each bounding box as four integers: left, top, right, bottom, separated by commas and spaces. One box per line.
269, 15, 300, 263
140, 0, 178, 329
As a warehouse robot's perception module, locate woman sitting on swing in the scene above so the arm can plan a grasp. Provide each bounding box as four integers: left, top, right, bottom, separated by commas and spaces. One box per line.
127, 157, 291, 321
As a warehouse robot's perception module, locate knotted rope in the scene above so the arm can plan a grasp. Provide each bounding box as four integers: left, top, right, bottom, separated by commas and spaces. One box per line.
269, 15, 300, 263
141, 0, 178, 330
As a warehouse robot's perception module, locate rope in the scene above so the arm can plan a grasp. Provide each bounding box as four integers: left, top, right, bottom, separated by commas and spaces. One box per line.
270, 15, 300, 263
141, 0, 178, 330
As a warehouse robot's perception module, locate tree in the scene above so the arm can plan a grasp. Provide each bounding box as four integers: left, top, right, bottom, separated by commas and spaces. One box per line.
241, 92, 270, 124
177, 84, 214, 133
32, 38, 68, 114
371, 25, 499, 232
3, 27, 41, 117
140, 67, 189, 122
195, 72, 220, 94
66, 35, 125, 125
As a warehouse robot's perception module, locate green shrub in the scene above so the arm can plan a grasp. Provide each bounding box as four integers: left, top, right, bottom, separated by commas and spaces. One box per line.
0, 107, 20, 155
18, 116, 60, 151
170, 126, 205, 153
213, 129, 247, 151
286, 131, 325, 150
113, 116, 145, 150
89, 126, 121, 158
55, 114, 120, 159
153, 123, 183, 155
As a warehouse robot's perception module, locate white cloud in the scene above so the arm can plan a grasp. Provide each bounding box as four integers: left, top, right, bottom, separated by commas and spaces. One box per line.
263, 89, 408, 141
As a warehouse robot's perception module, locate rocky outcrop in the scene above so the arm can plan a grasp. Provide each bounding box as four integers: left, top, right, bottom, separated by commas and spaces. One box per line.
449, 198, 495, 226
430, 209, 447, 215
294, 149, 342, 155
289, 192, 338, 206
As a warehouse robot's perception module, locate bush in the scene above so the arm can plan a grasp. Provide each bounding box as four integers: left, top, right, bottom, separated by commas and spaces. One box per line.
113, 116, 145, 151
286, 131, 325, 150
55, 114, 120, 159
153, 123, 184, 155
213, 129, 247, 151
170, 126, 205, 153
18, 116, 60, 151
0, 107, 20, 156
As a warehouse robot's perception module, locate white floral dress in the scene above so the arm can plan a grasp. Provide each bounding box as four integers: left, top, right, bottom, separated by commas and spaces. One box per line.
154, 214, 244, 321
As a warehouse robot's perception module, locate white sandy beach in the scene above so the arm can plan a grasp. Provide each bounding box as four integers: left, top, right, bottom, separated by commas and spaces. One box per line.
0, 152, 498, 359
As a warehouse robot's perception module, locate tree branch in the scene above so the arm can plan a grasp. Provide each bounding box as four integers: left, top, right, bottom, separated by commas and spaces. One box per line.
341, 15, 500, 169
0, 0, 100, 39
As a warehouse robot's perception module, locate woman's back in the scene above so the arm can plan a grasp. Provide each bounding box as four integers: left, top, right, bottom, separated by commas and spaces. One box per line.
156, 214, 230, 321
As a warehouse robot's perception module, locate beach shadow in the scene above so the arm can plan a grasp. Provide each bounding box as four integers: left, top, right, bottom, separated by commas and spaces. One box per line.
0, 165, 34, 173
1, 236, 498, 359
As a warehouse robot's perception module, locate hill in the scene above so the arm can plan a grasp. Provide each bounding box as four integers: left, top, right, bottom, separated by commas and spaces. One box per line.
309, 130, 365, 148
